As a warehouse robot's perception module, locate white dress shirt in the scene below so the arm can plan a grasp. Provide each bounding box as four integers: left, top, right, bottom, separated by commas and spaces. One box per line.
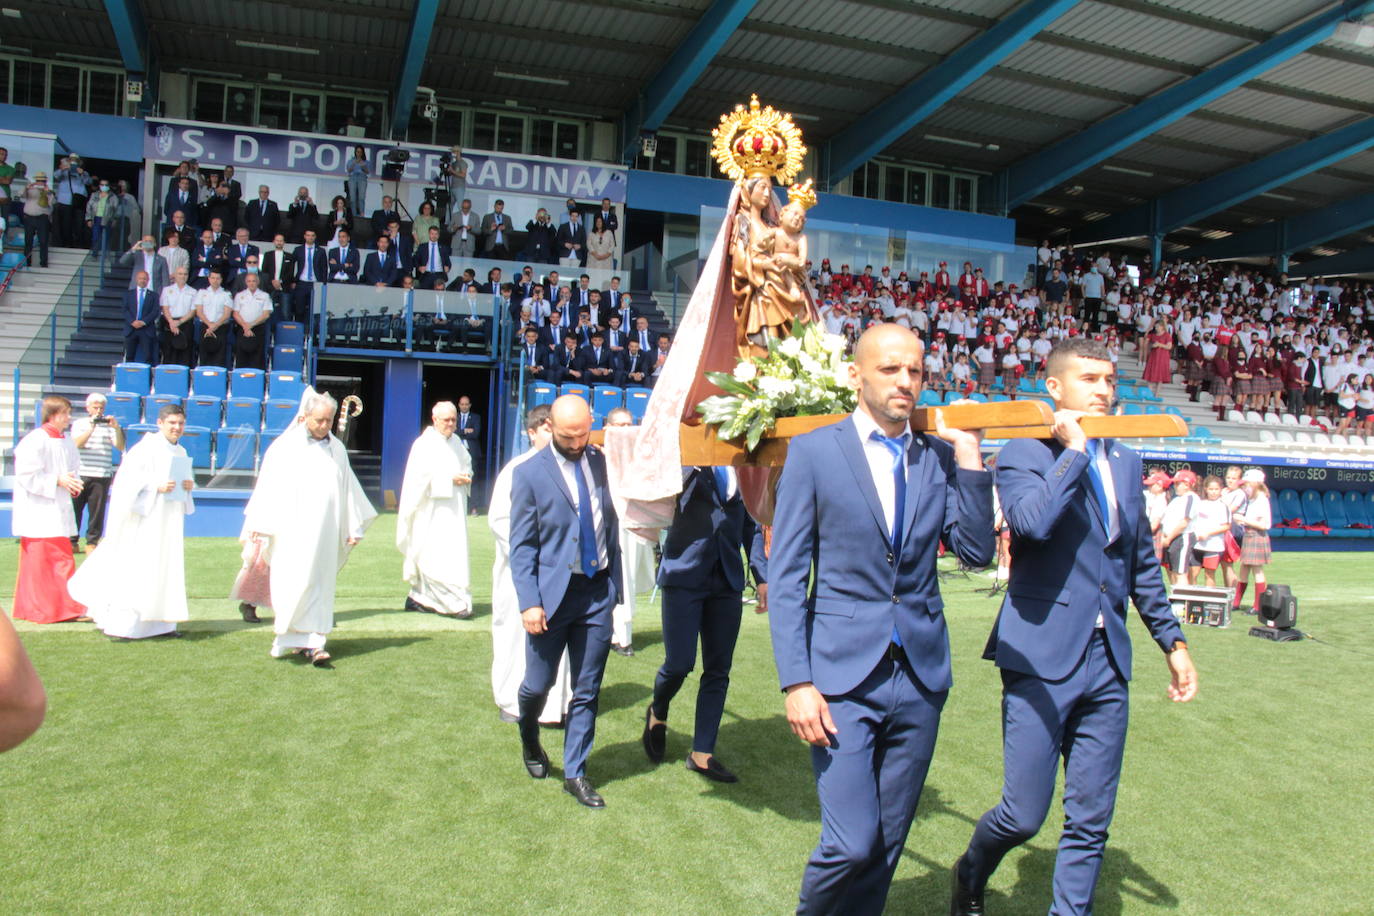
552, 447, 608, 570
160, 283, 196, 319
851, 407, 910, 539
234, 289, 271, 325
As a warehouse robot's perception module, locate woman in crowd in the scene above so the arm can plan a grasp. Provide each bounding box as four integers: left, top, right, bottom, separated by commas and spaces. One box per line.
1189, 475, 1231, 588
1141, 318, 1174, 395
158, 226, 189, 276
346, 146, 370, 217
586, 214, 616, 269
1183, 330, 1206, 402
1232, 469, 1272, 614
327, 195, 352, 248
84, 179, 119, 252
411, 200, 438, 248
1356, 373, 1374, 436
1335, 373, 1360, 435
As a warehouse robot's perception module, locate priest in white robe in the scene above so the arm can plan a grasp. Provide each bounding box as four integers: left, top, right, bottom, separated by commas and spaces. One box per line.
605, 407, 658, 656
396, 401, 473, 617
244, 392, 376, 666
488, 404, 570, 724
70, 404, 194, 639
12, 396, 86, 624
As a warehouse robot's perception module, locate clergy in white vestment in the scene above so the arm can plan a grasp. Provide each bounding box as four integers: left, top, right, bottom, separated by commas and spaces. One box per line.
69, 404, 194, 639
488, 404, 570, 724
396, 401, 474, 617
12, 396, 87, 624
243, 392, 376, 667
604, 407, 657, 656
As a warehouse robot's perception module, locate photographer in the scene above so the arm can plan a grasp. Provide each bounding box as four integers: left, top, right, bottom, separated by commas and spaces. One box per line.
524, 207, 557, 264
70, 393, 125, 553
438, 145, 467, 225
53, 155, 90, 247
287, 186, 318, 243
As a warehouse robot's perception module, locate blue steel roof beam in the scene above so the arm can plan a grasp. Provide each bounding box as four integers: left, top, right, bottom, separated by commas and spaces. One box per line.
102, 0, 149, 75
1003, 0, 1374, 210
1287, 245, 1374, 277
390, 0, 441, 140
1177, 190, 1374, 261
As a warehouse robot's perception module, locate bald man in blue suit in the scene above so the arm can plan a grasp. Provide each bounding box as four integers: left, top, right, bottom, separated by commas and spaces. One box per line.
770, 324, 994, 915
951, 337, 1198, 916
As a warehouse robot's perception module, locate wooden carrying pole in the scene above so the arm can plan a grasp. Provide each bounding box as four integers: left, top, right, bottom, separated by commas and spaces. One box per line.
983, 413, 1189, 441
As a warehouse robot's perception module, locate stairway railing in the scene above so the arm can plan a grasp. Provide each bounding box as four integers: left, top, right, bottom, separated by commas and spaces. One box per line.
16, 251, 96, 386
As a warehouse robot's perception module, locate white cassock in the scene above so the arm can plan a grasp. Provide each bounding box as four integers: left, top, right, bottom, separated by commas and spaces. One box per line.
69, 432, 192, 639
243, 425, 377, 655
12, 426, 85, 624
488, 449, 570, 724
396, 427, 472, 615
612, 505, 658, 649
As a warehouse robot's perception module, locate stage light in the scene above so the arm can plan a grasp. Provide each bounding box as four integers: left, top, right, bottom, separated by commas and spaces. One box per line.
1249, 584, 1302, 642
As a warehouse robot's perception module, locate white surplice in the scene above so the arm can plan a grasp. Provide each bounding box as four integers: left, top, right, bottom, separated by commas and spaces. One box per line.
69, 432, 192, 639
11, 427, 79, 538
396, 427, 472, 615
611, 505, 658, 649
488, 448, 570, 723
243, 425, 376, 654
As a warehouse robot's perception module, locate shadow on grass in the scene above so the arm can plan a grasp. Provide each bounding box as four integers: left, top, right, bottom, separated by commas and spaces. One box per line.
335, 635, 434, 659
596, 680, 652, 715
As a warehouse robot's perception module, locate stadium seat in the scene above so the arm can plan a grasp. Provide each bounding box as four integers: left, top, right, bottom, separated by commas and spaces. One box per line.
528, 382, 556, 407
106, 391, 143, 427
591, 415, 603, 431
1324, 491, 1356, 536
1347, 491, 1372, 529
1137, 387, 1160, 402
1276, 489, 1305, 538
1275, 430, 1296, 444
268, 370, 305, 404
967, 392, 987, 403
1017, 378, 1035, 394
1226, 410, 1245, 423
1258, 429, 1276, 444
1032, 379, 1049, 394
184, 395, 222, 430
192, 366, 227, 399
272, 345, 304, 372
1313, 432, 1333, 447
1244, 410, 1264, 424
991, 393, 1010, 402
1301, 490, 1326, 531
1367, 492, 1374, 527
1296, 413, 1315, 426
1117, 384, 1137, 401
1124, 403, 1143, 415
259, 428, 287, 460
215, 429, 257, 471
1164, 405, 1184, 418
592, 385, 624, 418
274, 322, 306, 347
114, 362, 151, 395
1294, 431, 1314, 445
559, 383, 590, 403
1280, 413, 1298, 426
153, 364, 190, 397
1262, 412, 1280, 426
125, 422, 157, 443
223, 396, 262, 431
143, 394, 181, 419
179, 425, 213, 468
943, 390, 961, 404
1331, 433, 1350, 448
262, 398, 298, 432
231, 368, 265, 400
917, 390, 941, 406
625, 387, 651, 422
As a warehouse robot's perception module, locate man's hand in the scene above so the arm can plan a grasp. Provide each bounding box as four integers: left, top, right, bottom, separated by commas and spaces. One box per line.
1051, 409, 1088, 453
346, 537, 360, 547
131, 320, 145, 329
754, 582, 769, 615
1167, 645, 1198, 702
932, 406, 984, 470
158, 480, 175, 493
453, 475, 472, 486
784, 683, 837, 746
181, 479, 194, 491
521, 606, 548, 635
58, 473, 83, 496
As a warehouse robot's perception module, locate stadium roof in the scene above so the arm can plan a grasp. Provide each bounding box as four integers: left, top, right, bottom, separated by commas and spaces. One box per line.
9, 0, 1374, 267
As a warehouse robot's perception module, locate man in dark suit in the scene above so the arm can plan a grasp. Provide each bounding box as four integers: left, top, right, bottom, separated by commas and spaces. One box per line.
578, 330, 615, 387
123, 270, 160, 363
384, 220, 414, 274
291, 229, 329, 325
370, 195, 399, 239
596, 198, 618, 234
260, 234, 295, 325
556, 211, 587, 267
244, 185, 280, 242
220, 166, 243, 204
604, 314, 627, 353
166, 211, 195, 250
189, 229, 227, 291
414, 225, 451, 290
951, 338, 1197, 916
457, 395, 484, 511
362, 235, 400, 287
537, 308, 565, 351
164, 177, 197, 228
770, 324, 993, 915
631, 315, 654, 355
519, 327, 552, 384
286, 187, 318, 243
642, 465, 760, 783
481, 200, 512, 259
204, 183, 237, 234
509, 395, 624, 808
225, 228, 260, 283
327, 229, 360, 284
603, 276, 629, 321
570, 275, 595, 315
573, 312, 599, 350
548, 333, 583, 386
615, 338, 650, 388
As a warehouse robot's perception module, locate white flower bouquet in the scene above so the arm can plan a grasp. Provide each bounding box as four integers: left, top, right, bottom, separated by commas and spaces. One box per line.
696, 324, 857, 450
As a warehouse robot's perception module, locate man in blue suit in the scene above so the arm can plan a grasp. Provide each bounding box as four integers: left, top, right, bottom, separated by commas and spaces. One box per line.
122, 271, 160, 364
770, 324, 994, 915
951, 337, 1198, 916
510, 395, 623, 809
642, 465, 761, 783
361, 236, 400, 287
326, 230, 360, 284
291, 229, 330, 325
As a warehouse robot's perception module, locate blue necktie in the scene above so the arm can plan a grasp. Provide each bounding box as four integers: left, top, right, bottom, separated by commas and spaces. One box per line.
712, 466, 731, 502
1083, 440, 1110, 534
572, 457, 598, 576
870, 431, 907, 647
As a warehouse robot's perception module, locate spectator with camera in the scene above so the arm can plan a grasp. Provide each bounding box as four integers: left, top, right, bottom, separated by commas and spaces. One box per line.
70, 393, 125, 554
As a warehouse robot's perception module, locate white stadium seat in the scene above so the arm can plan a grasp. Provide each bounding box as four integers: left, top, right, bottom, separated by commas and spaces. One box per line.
1314, 432, 1333, 447
1275, 430, 1296, 444
1280, 413, 1298, 426
1227, 410, 1245, 423
1244, 410, 1264, 424
1295, 431, 1314, 445
1258, 429, 1276, 444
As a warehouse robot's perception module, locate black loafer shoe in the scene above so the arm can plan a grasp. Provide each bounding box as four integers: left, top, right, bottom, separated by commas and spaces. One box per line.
685, 754, 738, 783
563, 776, 604, 808
239, 602, 261, 623
949, 858, 985, 916
522, 741, 550, 779
642, 706, 666, 763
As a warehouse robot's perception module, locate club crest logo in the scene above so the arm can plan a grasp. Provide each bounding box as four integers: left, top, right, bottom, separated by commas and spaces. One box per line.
155, 125, 174, 158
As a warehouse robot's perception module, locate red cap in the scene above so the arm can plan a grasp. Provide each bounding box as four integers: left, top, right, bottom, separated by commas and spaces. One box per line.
1172, 468, 1199, 486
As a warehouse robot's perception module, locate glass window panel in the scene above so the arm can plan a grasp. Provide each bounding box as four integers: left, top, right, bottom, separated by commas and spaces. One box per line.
954, 176, 974, 211
496, 115, 523, 153
49, 65, 79, 111
12, 60, 46, 108
931, 173, 951, 210
908, 170, 927, 207
654, 137, 678, 174
86, 70, 121, 116
224, 86, 253, 126
325, 95, 355, 135
555, 122, 579, 159
0, 59, 9, 105
408, 103, 434, 145
684, 138, 710, 177
434, 107, 462, 148
290, 91, 320, 133
472, 111, 497, 150
355, 100, 383, 138
530, 118, 555, 158
258, 88, 289, 130
882, 165, 905, 202
192, 80, 225, 123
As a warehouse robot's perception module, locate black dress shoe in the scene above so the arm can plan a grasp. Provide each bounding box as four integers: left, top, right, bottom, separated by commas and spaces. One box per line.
685, 754, 738, 783
642, 706, 666, 763
949, 859, 985, 916
613, 643, 634, 657
239, 602, 261, 623
563, 776, 604, 808
522, 741, 550, 779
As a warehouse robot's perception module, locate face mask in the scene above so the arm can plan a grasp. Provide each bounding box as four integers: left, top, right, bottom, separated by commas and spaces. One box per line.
142, 244, 155, 252
100, 185, 110, 192
248, 266, 259, 273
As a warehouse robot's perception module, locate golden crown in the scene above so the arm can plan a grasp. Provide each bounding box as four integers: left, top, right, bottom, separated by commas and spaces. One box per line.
710, 95, 807, 186
786, 178, 817, 210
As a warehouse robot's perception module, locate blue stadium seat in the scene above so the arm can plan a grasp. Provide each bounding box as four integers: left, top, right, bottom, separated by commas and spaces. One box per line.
215, 429, 257, 471
592, 385, 624, 418
125, 422, 157, 443
917, 390, 940, 406
1344, 491, 1372, 535
559, 383, 590, 403
114, 362, 151, 395
259, 428, 287, 460
179, 425, 213, 468
591, 415, 603, 431
184, 395, 222, 430
943, 390, 961, 404
262, 398, 298, 432
1324, 491, 1362, 536
272, 345, 303, 372
106, 391, 143, 427
231, 368, 265, 400
274, 322, 306, 347
223, 397, 262, 431
192, 366, 227, 399
1164, 405, 1184, 418
153, 364, 190, 397
143, 394, 182, 420
967, 392, 987, 403
1300, 490, 1326, 534
0, 251, 23, 271
991, 393, 1010, 402
528, 382, 556, 407
624, 387, 651, 422
1277, 489, 1305, 538
1137, 387, 1161, 402
268, 370, 305, 404
1017, 377, 1035, 393
1123, 402, 1143, 415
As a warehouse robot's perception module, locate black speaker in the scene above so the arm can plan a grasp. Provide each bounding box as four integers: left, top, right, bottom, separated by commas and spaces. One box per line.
1250, 584, 1302, 642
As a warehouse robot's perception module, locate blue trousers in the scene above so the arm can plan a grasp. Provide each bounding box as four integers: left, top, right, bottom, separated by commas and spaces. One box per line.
797, 654, 946, 916
517, 572, 613, 779
651, 569, 742, 755
961, 630, 1129, 916
124, 329, 157, 364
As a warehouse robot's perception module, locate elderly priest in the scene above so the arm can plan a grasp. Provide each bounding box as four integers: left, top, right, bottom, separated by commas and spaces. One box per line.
396, 401, 474, 618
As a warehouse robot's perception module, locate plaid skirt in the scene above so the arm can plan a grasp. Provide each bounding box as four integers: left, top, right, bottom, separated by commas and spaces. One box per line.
1234, 377, 1254, 398
979, 361, 996, 386
1239, 529, 1271, 566
1184, 361, 1205, 384
1267, 375, 1283, 395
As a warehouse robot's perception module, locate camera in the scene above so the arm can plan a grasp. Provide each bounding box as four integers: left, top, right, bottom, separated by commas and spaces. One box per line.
94, 416, 110, 425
